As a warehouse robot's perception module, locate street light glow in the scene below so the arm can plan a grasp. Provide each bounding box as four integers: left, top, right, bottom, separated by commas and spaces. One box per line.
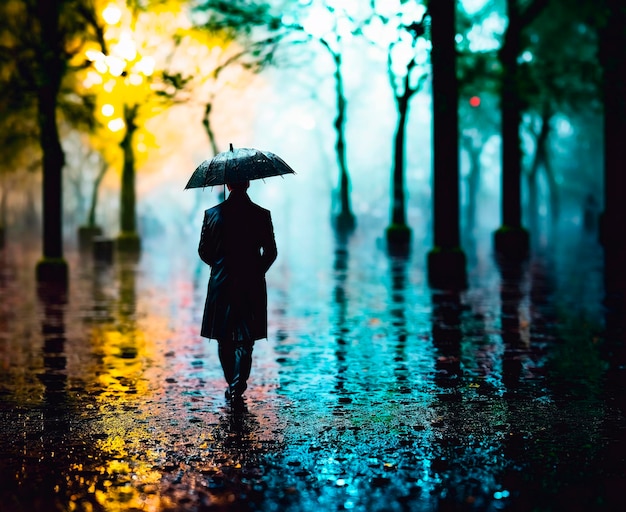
113, 32, 137, 61
128, 73, 143, 86
106, 55, 126, 76
107, 118, 125, 132
102, 104, 115, 116
134, 56, 155, 77
102, 3, 122, 25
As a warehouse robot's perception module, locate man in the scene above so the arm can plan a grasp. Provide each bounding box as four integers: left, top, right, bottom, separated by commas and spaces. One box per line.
198, 180, 277, 402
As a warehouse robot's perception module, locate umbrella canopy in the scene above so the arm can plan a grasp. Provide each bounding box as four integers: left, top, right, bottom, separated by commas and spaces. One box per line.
185, 143, 296, 189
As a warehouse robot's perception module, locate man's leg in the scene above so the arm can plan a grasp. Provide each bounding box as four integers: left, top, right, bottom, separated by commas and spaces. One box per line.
230, 340, 254, 398
217, 340, 235, 391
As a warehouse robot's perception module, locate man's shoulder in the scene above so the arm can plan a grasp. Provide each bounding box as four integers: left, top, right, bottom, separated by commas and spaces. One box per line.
205, 202, 225, 215
249, 201, 271, 217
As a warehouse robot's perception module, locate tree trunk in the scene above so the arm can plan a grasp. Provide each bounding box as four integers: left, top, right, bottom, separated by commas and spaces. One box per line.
431, 0, 460, 250
118, 103, 140, 252
332, 51, 354, 230
462, 136, 481, 235
35, 0, 67, 283
527, 110, 547, 234
120, 104, 138, 234
202, 101, 219, 157
500, 2, 522, 230
88, 159, 108, 227
428, 0, 466, 288
494, 0, 529, 258
600, 0, 626, 310
391, 95, 409, 227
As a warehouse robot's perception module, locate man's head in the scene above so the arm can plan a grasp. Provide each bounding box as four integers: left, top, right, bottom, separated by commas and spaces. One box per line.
226, 180, 250, 192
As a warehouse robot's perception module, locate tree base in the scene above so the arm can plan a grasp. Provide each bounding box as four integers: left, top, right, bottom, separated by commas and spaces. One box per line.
78, 225, 103, 251
93, 237, 115, 263
428, 247, 467, 290
334, 211, 356, 233
385, 224, 411, 254
36, 257, 68, 287
116, 231, 141, 253
494, 225, 530, 260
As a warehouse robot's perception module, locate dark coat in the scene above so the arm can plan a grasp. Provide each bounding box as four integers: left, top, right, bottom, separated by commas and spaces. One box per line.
198, 190, 277, 341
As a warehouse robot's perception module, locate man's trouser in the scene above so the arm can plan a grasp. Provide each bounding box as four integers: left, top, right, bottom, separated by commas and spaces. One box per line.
217, 339, 254, 398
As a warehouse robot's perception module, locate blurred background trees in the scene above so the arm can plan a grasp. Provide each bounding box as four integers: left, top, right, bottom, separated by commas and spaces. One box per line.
0, 0, 622, 292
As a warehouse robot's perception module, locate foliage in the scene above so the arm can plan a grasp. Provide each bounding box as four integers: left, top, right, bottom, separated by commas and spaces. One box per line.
518, 0, 601, 117
0, 0, 102, 173
71, 0, 193, 175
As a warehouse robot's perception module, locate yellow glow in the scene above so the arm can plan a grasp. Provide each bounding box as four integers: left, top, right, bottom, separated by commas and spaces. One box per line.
102, 3, 122, 25
105, 55, 126, 76
94, 59, 108, 74
113, 31, 137, 61
134, 56, 155, 77
101, 104, 115, 117
83, 71, 103, 88
86, 49, 106, 62
108, 118, 125, 132
127, 73, 143, 86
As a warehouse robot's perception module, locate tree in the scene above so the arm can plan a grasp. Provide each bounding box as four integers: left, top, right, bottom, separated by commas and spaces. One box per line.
518, 0, 601, 237
599, 0, 626, 312
363, 0, 430, 248
427, 0, 466, 289
195, 0, 359, 231
189, 2, 282, 154
76, 0, 192, 252
0, 0, 104, 282
494, 0, 550, 258
456, 5, 501, 238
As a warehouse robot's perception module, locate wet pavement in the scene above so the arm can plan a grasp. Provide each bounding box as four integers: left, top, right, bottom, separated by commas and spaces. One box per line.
1, 223, 625, 511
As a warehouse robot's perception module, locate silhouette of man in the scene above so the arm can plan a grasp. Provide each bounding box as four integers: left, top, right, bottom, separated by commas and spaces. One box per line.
198, 180, 277, 402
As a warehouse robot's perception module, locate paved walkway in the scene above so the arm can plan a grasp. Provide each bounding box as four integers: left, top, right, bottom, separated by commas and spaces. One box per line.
1, 229, 624, 511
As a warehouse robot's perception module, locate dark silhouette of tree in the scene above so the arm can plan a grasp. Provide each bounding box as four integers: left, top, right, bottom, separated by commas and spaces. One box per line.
363, 1, 430, 248
494, 0, 550, 258
599, 0, 626, 308
0, 0, 102, 282
427, 0, 466, 289
518, 0, 601, 238
192, 0, 282, 157
195, 0, 358, 231
281, 1, 359, 232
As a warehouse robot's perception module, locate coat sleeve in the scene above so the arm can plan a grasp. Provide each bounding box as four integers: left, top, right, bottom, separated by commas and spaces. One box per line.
198, 211, 214, 266
260, 211, 277, 274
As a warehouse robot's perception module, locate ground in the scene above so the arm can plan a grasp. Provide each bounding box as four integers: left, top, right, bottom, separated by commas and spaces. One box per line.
0, 223, 624, 511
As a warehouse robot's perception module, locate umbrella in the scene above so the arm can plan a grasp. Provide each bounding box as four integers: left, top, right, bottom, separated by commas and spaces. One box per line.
185, 143, 296, 189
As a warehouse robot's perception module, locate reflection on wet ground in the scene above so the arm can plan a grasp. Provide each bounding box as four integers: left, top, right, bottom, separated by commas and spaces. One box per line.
0, 225, 624, 511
